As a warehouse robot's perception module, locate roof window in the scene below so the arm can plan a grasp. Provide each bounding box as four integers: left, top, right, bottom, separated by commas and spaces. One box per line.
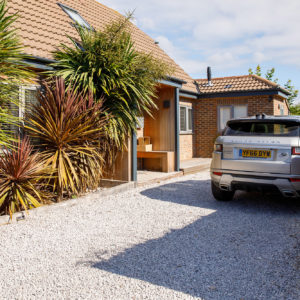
58, 3, 91, 29
224, 84, 232, 89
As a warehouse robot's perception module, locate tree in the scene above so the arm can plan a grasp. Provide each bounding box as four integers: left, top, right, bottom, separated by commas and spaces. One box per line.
265, 68, 278, 83
248, 65, 299, 108
284, 79, 298, 107
51, 15, 170, 150
0, 0, 35, 146
248, 65, 262, 77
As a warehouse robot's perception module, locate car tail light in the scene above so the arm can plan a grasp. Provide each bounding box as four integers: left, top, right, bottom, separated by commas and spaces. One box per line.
214, 144, 223, 152
292, 147, 300, 155
289, 178, 300, 182
213, 172, 222, 176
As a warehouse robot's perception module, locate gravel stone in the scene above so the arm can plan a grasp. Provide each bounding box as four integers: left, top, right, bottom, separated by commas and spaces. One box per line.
0, 171, 299, 299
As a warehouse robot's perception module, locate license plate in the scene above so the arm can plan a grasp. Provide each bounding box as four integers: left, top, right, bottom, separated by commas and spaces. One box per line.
239, 149, 272, 158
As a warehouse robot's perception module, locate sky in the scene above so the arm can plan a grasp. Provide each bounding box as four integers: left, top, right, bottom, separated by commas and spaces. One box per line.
99, 0, 300, 102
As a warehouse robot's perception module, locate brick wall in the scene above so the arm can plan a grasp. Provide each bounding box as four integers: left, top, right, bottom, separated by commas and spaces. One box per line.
273, 96, 289, 115
194, 95, 288, 158
180, 134, 193, 160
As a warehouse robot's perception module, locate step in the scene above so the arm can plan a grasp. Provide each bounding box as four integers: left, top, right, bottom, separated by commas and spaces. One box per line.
180, 162, 211, 175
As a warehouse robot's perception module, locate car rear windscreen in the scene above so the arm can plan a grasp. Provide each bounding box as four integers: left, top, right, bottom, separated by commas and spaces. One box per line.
224, 121, 300, 136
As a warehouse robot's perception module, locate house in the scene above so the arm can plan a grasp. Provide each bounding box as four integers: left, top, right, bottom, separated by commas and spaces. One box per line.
8, 0, 200, 182
7, 0, 290, 182
193, 73, 290, 157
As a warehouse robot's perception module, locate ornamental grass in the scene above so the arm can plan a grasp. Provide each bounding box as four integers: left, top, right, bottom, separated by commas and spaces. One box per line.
26, 78, 108, 201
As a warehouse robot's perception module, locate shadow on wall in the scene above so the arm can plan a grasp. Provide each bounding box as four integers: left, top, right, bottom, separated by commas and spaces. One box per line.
80, 180, 300, 299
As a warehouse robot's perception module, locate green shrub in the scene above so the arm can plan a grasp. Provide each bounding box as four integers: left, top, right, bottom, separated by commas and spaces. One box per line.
0, 0, 35, 147
52, 15, 171, 150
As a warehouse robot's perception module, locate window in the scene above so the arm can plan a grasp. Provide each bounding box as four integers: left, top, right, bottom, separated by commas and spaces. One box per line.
20, 85, 39, 119
58, 3, 91, 29
279, 104, 284, 115
218, 105, 247, 131
3, 85, 39, 134
224, 121, 299, 137
180, 106, 193, 133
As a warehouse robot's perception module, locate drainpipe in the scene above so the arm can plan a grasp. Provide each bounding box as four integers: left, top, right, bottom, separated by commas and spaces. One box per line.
174, 87, 180, 171
131, 130, 137, 182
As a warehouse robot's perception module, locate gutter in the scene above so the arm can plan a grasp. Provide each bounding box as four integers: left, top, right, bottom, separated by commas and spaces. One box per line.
23, 55, 56, 71
24, 59, 54, 71
197, 88, 289, 99
166, 76, 187, 85
28, 55, 57, 64
179, 89, 199, 99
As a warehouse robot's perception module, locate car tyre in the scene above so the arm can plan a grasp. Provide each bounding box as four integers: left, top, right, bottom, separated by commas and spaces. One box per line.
211, 181, 234, 201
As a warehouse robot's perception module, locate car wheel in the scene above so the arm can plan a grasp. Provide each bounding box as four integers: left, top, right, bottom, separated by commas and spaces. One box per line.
211, 181, 234, 201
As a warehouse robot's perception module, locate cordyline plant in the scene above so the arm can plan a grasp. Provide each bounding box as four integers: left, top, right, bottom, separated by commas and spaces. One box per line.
0, 0, 35, 147
51, 14, 171, 149
0, 136, 50, 219
25, 78, 108, 201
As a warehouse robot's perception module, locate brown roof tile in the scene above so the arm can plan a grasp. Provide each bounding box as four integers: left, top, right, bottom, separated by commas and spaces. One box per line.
7, 0, 197, 93
195, 75, 289, 95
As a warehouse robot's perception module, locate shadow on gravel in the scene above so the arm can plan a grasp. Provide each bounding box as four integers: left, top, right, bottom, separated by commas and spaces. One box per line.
87, 180, 300, 299
141, 179, 300, 212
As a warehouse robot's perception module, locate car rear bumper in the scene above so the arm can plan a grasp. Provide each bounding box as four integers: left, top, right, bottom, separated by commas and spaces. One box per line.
211, 169, 300, 197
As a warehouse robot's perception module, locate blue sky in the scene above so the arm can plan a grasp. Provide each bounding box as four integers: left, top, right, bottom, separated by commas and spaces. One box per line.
100, 0, 300, 102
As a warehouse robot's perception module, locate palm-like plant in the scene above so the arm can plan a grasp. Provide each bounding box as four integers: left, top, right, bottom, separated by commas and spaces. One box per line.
52, 15, 170, 149
0, 0, 35, 146
26, 78, 107, 201
0, 136, 50, 219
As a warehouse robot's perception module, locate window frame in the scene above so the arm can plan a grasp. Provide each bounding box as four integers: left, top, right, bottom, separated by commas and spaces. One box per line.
180, 105, 193, 134
218, 104, 248, 132
58, 3, 92, 29
19, 85, 39, 120
279, 104, 284, 115
1, 84, 39, 136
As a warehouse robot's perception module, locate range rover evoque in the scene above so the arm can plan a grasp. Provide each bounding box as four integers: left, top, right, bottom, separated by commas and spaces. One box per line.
210, 114, 300, 201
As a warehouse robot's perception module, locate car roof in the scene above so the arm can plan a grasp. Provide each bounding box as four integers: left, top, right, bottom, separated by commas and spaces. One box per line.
228, 114, 300, 124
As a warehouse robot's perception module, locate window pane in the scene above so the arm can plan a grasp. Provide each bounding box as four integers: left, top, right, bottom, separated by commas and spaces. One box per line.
1, 86, 20, 135
219, 106, 231, 130
234, 105, 247, 118
279, 104, 284, 115
188, 108, 192, 131
180, 107, 186, 131
64, 7, 90, 28
224, 121, 299, 137
25, 89, 38, 114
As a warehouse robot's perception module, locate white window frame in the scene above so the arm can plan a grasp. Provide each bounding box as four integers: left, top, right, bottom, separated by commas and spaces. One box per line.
19, 85, 39, 120
279, 104, 284, 115
180, 105, 193, 134
218, 104, 248, 132
58, 3, 92, 29
1, 84, 39, 135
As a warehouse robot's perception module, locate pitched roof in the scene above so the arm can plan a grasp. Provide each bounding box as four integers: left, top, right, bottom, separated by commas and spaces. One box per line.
195, 74, 289, 95
7, 0, 197, 93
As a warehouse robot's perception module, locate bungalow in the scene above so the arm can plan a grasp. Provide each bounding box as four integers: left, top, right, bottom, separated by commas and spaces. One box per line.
193, 72, 290, 157
7, 0, 289, 182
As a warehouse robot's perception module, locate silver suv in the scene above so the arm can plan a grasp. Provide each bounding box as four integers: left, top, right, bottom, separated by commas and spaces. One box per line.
211, 114, 300, 201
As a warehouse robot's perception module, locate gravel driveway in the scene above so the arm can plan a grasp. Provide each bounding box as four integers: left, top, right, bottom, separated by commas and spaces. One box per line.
0, 171, 299, 300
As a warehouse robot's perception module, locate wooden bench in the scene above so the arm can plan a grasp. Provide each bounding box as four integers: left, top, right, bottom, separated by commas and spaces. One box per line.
137, 151, 175, 173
